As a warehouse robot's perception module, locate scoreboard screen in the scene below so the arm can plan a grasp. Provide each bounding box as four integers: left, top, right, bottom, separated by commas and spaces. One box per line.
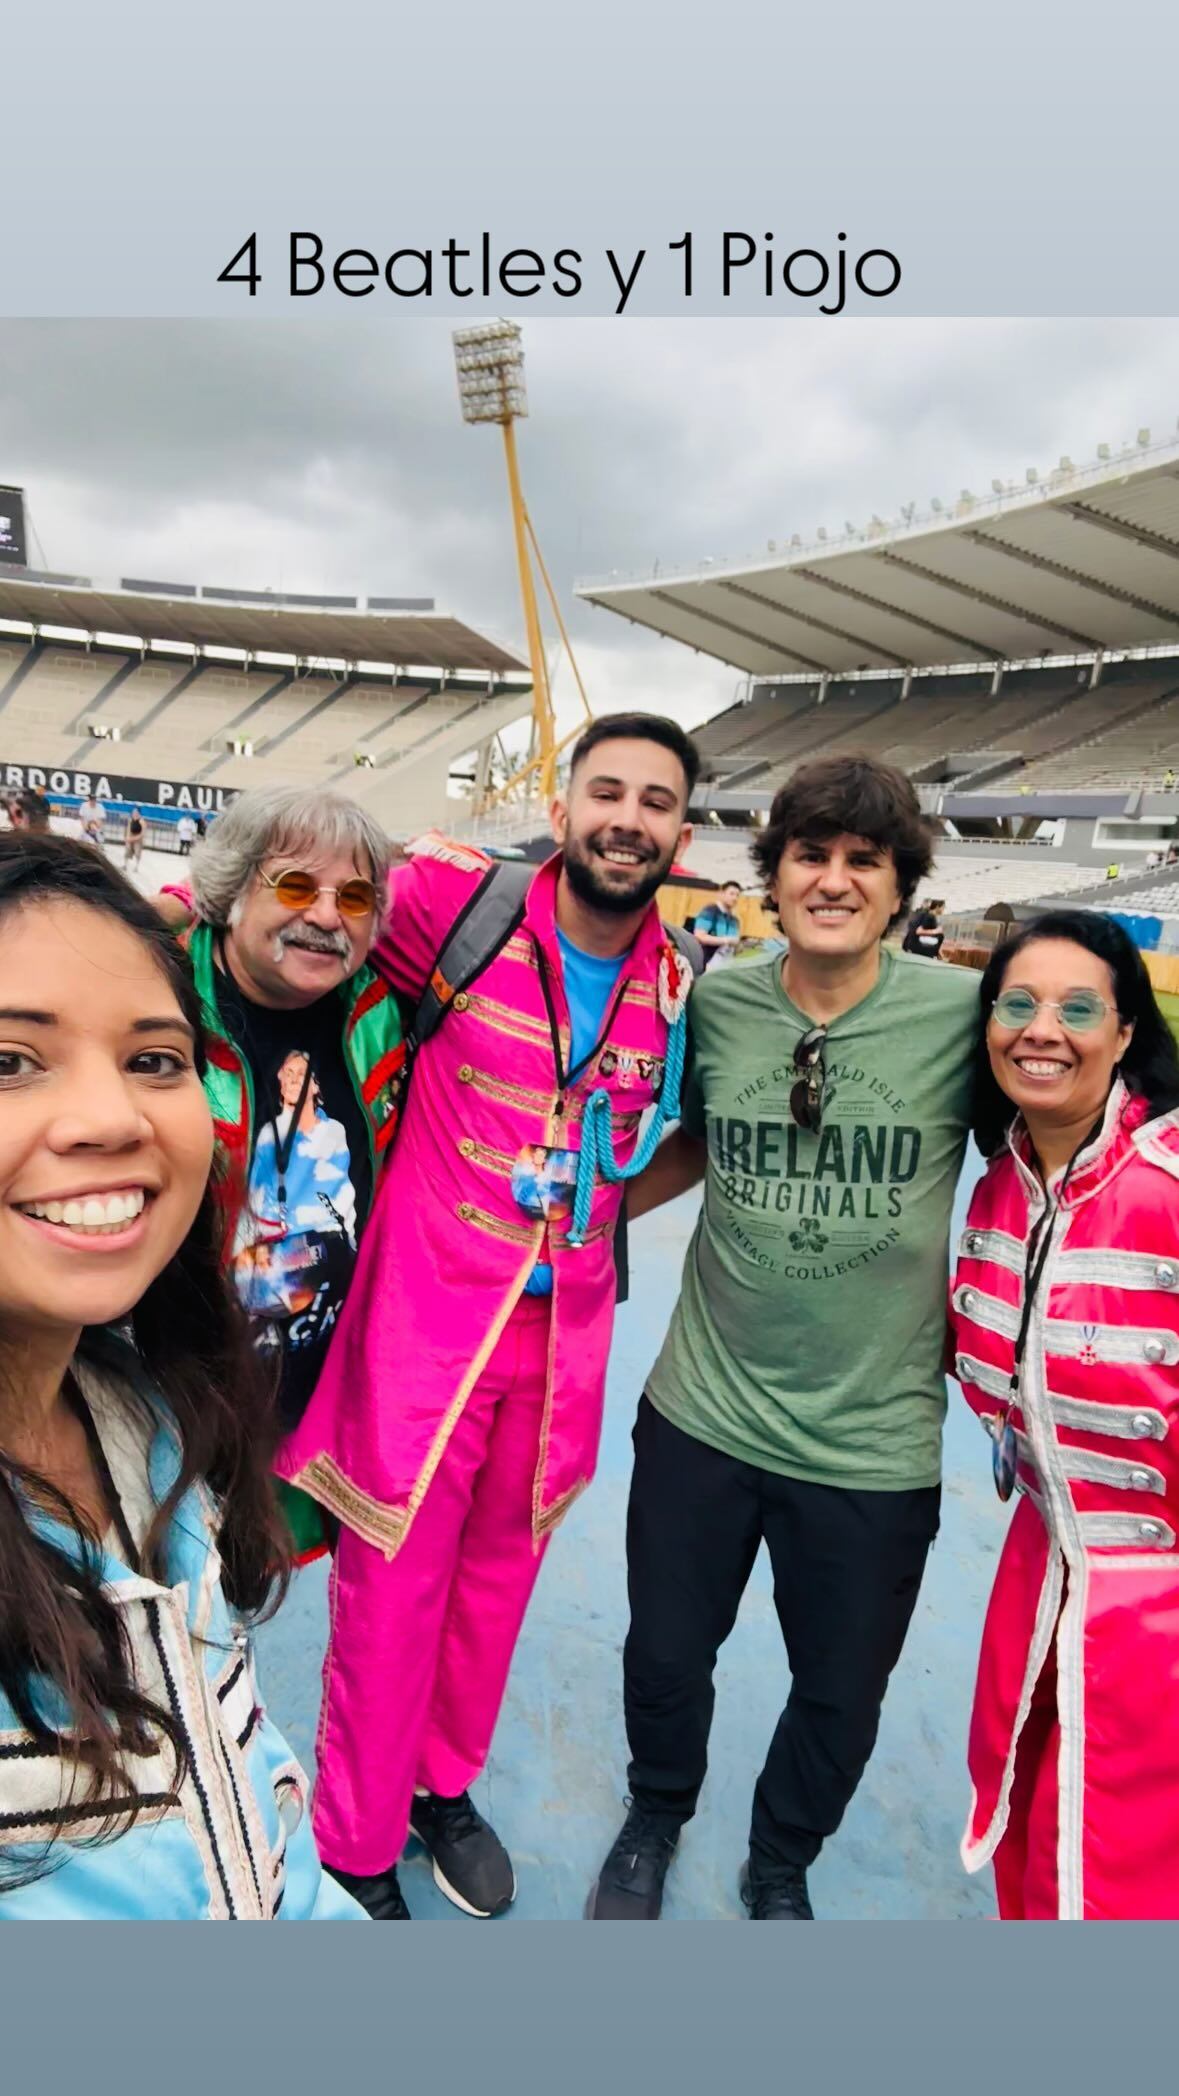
0, 487, 27, 566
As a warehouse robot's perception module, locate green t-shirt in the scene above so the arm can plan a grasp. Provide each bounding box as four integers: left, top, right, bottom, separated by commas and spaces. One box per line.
646, 947, 978, 1490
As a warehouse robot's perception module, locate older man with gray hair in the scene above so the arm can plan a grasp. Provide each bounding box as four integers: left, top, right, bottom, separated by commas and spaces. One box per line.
181, 785, 404, 1456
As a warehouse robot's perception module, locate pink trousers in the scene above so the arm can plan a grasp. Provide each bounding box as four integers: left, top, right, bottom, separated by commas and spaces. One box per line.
312, 1295, 553, 1875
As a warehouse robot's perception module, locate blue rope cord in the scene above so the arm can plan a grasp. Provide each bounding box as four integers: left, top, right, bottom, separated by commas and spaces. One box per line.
566, 1005, 687, 1247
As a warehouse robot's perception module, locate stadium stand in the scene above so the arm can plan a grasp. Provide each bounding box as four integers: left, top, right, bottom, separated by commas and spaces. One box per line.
581, 437, 1179, 848
1004, 678, 1179, 792
0, 568, 533, 841
913, 855, 1097, 916
690, 659, 1179, 799
1031, 859, 1179, 916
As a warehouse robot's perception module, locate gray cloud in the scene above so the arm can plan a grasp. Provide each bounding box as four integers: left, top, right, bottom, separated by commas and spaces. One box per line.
2, 317, 1178, 732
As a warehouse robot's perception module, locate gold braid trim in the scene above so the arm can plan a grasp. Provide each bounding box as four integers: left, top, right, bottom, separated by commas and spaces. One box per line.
461, 1068, 558, 1115
535, 1477, 590, 1540
463, 988, 554, 1044
458, 1202, 539, 1245
285, 1455, 409, 1559
464, 1140, 518, 1177
531, 1258, 561, 1544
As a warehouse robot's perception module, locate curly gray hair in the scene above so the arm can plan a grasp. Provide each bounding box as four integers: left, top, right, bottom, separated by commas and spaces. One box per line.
189, 785, 393, 929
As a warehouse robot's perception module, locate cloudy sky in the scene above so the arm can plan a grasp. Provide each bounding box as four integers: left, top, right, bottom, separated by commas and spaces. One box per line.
3, 317, 1179, 735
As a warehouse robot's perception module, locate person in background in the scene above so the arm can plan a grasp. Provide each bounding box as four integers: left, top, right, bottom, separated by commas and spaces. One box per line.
124, 806, 146, 869
13, 790, 50, 836
693, 881, 743, 968
951, 910, 1179, 1920
175, 813, 198, 857
589, 755, 977, 1922
0, 834, 364, 1920
902, 900, 945, 960
78, 795, 106, 850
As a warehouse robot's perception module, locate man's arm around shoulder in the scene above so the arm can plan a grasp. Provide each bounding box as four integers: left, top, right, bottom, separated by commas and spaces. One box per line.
371, 838, 492, 1001
628, 1126, 707, 1219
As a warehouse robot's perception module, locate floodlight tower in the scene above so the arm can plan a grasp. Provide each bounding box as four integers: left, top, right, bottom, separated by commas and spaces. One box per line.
452, 321, 589, 805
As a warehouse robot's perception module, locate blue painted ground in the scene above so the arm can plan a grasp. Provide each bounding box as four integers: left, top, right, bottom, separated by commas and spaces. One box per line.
256, 1156, 1005, 1921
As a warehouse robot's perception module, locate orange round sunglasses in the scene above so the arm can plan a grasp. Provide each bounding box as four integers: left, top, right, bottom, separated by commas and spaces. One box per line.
258, 866, 378, 918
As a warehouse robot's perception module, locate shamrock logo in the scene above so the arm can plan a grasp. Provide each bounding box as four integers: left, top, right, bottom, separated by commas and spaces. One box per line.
788, 1217, 829, 1254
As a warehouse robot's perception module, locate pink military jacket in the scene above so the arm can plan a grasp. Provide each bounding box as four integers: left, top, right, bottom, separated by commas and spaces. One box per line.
951, 1081, 1179, 1919
277, 837, 681, 1557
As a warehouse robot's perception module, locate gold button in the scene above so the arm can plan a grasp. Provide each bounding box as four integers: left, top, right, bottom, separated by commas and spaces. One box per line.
457, 1063, 473, 1083
458, 1137, 475, 1157
457, 1201, 473, 1221
453, 992, 470, 1012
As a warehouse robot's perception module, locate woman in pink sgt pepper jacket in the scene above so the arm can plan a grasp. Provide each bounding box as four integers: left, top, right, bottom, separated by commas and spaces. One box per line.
951, 909, 1179, 1920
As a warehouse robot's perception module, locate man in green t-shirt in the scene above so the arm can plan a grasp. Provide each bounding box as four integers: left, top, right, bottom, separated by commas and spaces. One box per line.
589, 755, 978, 1922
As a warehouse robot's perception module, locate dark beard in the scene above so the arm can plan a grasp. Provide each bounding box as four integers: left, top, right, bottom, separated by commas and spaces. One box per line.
562, 837, 670, 916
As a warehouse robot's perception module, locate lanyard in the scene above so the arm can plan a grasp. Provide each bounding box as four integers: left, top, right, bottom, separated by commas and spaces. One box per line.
271, 1058, 315, 1207
531, 934, 631, 1103
1007, 1119, 1100, 1398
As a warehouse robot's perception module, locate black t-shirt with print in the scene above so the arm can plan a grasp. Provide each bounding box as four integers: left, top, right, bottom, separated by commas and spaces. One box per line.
214, 957, 373, 1433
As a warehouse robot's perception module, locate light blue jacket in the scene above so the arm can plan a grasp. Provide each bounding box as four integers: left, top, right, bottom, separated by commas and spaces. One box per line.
0, 1334, 364, 1921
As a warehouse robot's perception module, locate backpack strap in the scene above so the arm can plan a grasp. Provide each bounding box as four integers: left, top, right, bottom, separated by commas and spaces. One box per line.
413, 872, 701, 1051
409, 858, 535, 1053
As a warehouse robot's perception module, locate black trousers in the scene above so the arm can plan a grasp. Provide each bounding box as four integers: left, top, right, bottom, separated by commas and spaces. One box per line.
624, 1395, 941, 1870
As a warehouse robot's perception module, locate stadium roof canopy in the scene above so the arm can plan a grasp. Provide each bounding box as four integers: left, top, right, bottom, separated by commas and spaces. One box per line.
576, 434, 1179, 677
0, 570, 525, 675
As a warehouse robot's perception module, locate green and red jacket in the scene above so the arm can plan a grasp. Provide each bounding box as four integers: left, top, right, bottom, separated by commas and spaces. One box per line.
186, 921, 405, 1230
186, 924, 405, 1561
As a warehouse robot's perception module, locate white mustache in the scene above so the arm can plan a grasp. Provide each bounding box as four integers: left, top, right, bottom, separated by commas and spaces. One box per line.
273, 924, 351, 960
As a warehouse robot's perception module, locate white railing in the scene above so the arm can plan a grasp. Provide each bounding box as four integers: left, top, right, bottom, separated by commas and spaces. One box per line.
448, 801, 548, 846
575, 432, 1179, 599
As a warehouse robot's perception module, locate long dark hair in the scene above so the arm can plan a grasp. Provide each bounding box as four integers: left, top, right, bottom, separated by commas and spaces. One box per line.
973, 909, 1179, 1156
0, 835, 290, 1884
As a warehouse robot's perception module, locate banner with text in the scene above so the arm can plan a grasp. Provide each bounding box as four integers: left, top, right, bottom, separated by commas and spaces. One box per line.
1, 758, 239, 813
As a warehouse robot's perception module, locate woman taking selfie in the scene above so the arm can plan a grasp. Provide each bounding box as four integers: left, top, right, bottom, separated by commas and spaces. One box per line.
0, 836, 363, 1919
951, 909, 1179, 1920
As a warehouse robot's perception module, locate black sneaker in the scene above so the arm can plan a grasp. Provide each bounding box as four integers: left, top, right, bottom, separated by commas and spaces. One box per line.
324, 1861, 411, 1919
587, 1801, 680, 1919
409, 1791, 516, 1918
739, 1856, 814, 1919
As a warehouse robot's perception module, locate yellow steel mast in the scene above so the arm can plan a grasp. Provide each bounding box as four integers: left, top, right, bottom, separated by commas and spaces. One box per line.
452, 321, 591, 809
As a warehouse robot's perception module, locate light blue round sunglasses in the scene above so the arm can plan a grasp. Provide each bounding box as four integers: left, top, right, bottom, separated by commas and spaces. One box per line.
990, 987, 1112, 1034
